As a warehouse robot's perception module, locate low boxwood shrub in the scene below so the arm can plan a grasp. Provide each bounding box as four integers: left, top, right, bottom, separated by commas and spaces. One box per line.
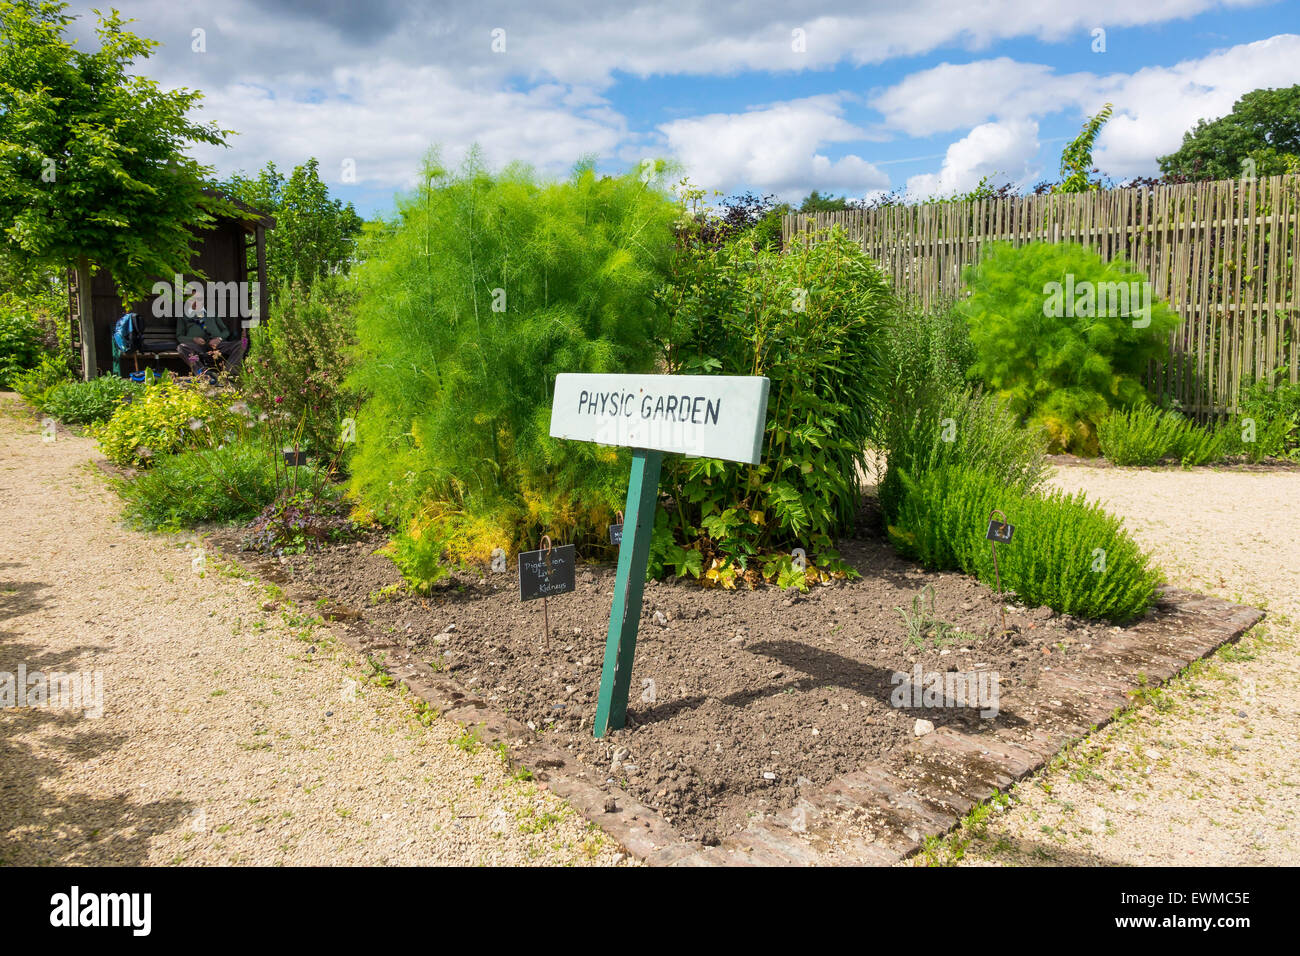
42, 376, 143, 425
94, 377, 238, 467
887, 465, 1161, 622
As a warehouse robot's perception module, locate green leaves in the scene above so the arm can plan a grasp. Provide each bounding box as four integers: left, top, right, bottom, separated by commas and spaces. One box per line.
219, 159, 364, 294
960, 241, 1181, 454
0, 1, 233, 299
888, 465, 1161, 622
1159, 84, 1300, 182
348, 153, 678, 557
656, 226, 891, 581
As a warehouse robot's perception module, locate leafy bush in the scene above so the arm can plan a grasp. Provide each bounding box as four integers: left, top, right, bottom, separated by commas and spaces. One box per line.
1223, 372, 1300, 461
1097, 405, 1226, 466
652, 226, 894, 584
879, 387, 1048, 524
241, 488, 354, 555
348, 153, 679, 574
960, 242, 1181, 454
242, 276, 359, 459
41, 375, 142, 424
118, 439, 280, 530
1220, 411, 1298, 462
875, 304, 977, 432
0, 309, 46, 388
94, 377, 237, 467
10, 352, 73, 409
888, 465, 1161, 622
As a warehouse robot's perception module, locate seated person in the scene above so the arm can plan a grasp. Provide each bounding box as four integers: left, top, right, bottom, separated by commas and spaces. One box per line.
175, 299, 246, 376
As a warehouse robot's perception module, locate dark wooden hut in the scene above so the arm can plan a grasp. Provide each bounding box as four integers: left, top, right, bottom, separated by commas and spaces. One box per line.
69, 198, 274, 376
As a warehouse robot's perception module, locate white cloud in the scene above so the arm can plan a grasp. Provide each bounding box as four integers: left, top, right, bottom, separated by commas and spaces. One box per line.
188, 65, 627, 190
656, 96, 889, 198
878, 34, 1300, 181
906, 120, 1040, 198
1093, 34, 1300, 176
871, 58, 1079, 136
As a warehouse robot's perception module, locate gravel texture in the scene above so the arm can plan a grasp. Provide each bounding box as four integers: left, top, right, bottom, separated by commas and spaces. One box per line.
0, 394, 624, 866
922, 463, 1300, 866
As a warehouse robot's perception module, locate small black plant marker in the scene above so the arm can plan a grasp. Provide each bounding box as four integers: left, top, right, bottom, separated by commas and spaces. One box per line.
986, 509, 1015, 634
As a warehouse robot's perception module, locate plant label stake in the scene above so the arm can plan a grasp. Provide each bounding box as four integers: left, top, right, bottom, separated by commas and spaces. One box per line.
985, 510, 1015, 634
609, 511, 624, 547
549, 372, 770, 738
518, 536, 576, 649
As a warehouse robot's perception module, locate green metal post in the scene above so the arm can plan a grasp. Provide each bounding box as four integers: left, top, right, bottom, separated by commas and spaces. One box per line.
593, 448, 663, 738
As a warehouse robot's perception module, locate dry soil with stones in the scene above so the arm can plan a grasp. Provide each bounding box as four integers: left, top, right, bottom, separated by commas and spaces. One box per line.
0, 393, 622, 866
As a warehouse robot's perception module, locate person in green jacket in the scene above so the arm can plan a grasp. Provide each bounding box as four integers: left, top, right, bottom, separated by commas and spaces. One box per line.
175, 294, 246, 377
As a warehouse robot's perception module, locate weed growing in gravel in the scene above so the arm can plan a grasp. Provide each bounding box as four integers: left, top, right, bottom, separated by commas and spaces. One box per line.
450, 725, 483, 754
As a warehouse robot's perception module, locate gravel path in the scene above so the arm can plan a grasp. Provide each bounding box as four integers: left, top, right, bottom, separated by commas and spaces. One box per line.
0, 393, 623, 866
924, 464, 1300, 866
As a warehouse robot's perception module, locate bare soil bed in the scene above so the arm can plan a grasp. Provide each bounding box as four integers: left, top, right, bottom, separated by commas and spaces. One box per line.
211, 505, 1145, 846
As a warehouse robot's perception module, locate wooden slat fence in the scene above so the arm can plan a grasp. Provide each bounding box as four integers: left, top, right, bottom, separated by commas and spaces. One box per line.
783, 175, 1300, 415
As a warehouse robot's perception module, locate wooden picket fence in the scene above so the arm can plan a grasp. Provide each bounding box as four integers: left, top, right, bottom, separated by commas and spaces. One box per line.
782, 175, 1300, 416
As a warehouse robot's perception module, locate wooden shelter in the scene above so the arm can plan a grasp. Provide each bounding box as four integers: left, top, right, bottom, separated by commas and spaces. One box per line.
69, 197, 275, 376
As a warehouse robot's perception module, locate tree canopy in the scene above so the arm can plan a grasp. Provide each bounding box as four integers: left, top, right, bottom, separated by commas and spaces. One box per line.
0, 0, 235, 377
1158, 85, 1300, 181
219, 158, 364, 294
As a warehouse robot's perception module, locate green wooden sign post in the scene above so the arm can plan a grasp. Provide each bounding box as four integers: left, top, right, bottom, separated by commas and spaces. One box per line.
548, 372, 770, 738
592, 448, 663, 737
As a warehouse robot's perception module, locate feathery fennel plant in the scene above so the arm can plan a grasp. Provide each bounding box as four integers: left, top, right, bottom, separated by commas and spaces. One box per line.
347, 151, 679, 575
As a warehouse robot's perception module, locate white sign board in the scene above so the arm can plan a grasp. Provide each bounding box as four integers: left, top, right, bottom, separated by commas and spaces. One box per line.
549, 373, 770, 464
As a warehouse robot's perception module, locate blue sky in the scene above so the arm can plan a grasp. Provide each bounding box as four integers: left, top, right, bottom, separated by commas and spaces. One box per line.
66, 0, 1300, 218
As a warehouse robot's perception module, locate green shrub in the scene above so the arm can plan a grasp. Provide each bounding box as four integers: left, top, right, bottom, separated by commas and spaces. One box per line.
0, 309, 46, 388
879, 387, 1048, 524
10, 352, 73, 409
960, 242, 1181, 454
383, 519, 452, 594
655, 226, 894, 582
1097, 405, 1226, 466
888, 465, 1161, 622
241, 488, 354, 555
242, 276, 359, 459
1172, 419, 1226, 466
1222, 372, 1300, 461
348, 153, 679, 570
118, 439, 280, 530
875, 304, 976, 429
94, 377, 238, 467
1220, 411, 1297, 462
41, 375, 142, 424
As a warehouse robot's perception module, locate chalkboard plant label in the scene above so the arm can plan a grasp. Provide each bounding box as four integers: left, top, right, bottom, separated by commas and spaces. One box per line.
608, 523, 624, 546
986, 519, 1014, 543
283, 448, 308, 467
518, 544, 576, 601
